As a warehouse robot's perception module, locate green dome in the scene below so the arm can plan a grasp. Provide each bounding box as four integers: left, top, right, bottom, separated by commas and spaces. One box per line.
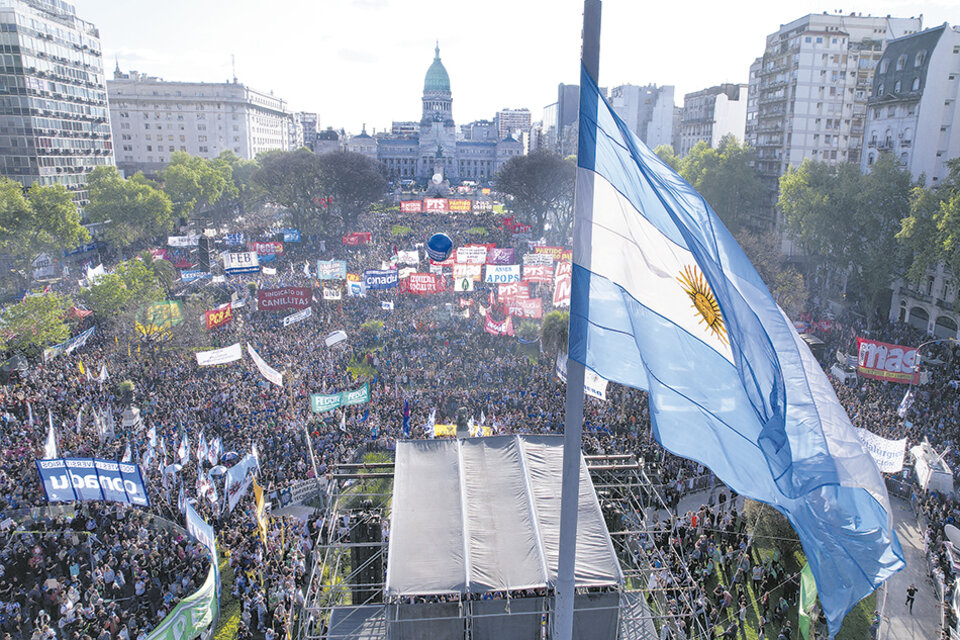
423, 44, 450, 93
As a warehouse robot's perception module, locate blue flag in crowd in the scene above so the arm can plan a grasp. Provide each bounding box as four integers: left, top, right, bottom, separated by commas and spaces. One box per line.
569, 65, 902, 635
402, 400, 410, 438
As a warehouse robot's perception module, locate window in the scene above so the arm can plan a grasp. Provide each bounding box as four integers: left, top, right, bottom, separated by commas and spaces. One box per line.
912, 77, 920, 91
816, 37, 823, 44
915, 50, 926, 67
879, 59, 889, 73
894, 80, 901, 92
144, 123, 149, 129
146, 145, 152, 151
896, 54, 907, 70
805, 36, 811, 43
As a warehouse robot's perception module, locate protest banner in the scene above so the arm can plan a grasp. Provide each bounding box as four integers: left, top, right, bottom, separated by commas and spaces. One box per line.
553, 262, 572, 307
456, 246, 487, 264
36, 458, 149, 506
317, 260, 347, 280
204, 305, 232, 330
855, 428, 907, 473
282, 307, 312, 327
400, 200, 422, 213
401, 273, 444, 294
364, 269, 399, 290
258, 287, 312, 311
484, 265, 521, 284
556, 352, 609, 401
196, 343, 242, 366
247, 241, 284, 256
856, 337, 919, 384
486, 247, 515, 264
247, 343, 283, 387
523, 264, 553, 283
224, 251, 259, 274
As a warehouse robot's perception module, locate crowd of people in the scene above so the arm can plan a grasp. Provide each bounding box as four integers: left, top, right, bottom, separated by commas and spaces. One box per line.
0, 198, 956, 639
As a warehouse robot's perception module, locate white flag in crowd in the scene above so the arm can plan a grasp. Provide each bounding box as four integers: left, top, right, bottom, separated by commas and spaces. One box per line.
43, 413, 58, 459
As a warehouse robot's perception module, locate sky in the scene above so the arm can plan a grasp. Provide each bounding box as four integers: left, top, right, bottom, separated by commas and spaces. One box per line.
80, 0, 958, 135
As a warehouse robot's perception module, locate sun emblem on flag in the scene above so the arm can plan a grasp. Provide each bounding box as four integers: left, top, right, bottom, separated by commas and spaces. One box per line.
677, 265, 728, 345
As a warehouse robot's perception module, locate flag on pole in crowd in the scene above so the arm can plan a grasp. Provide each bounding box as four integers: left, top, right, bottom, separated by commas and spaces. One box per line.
197, 431, 208, 464
147, 425, 157, 449
43, 413, 58, 459
339, 411, 347, 433
480, 410, 486, 427
798, 562, 818, 639
251, 442, 261, 471
567, 66, 902, 634
98, 364, 109, 383
78, 359, 85, 378
178, 485, 186, 515
897, 388, 915, 419
427, 408, 436, 439
76, 407, 82, 434
402, 400, 410, 438
121, 442, 132, 463
381, 300, 394, 311
105, 406, 116, 440
27, 402, 33, 427
178, 431, 189, 465
208, 437, 220, 466
303, 260, 311, 277
252, 475, 268, 546
160, 436, 168, 464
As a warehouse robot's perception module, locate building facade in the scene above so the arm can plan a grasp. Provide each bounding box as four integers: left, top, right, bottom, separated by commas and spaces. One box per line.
609, 84, 675, 150
108, 69, 292, 176
678, 83, 748, 156
299, 112, 318, 151
495, 108, 531, 142
0, 0, 114, 206
866, 24, 960, 339
375, 45, 522, 184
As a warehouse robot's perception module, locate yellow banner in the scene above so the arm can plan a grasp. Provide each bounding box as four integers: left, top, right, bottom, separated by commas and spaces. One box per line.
434, 424, 456, 436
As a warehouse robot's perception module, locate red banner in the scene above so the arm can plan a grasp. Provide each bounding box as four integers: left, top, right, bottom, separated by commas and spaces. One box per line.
258, 287, 312, 311
400, 200, 422, 213
424, 198, 448, 213
507, 297, 543, 319
204, 305, 233, 329
856, 337, 919, 384
400, 273, 444, 294
553, 262, 572, 307
498, 282, 530, 301
430, 256, 456, 267
448, 198, 472, 213
523, 264, 552, 283
459, 298, 474, 307
484, 314, 514, 337
342, 232, 372, 246
247, 241, 284, 255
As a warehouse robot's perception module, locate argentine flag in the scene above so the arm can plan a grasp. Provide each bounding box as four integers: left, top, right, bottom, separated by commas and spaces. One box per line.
569, 66, 902, 635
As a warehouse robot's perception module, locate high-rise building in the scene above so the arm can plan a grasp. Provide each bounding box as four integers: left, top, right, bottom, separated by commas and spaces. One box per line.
679, 83, 749, 156
609, 84, 675, 149
288, 111, 304, 150
495, 108, 531, 142
0, 0, 114, 206
299, 112, 318, 151
862, 24, 960, 184
108, 68, 292, 176
864, 24, 960, 339
746, 13, 922, 179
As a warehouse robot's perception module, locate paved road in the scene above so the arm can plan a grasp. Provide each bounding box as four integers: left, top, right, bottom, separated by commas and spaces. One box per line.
882, 497, 942, 640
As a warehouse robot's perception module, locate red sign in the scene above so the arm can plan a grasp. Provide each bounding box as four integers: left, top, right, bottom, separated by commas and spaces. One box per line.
508, 297, 543, 319
498, 282, 530, 301
204, 305, 233, 329
247, 241, 284, 255
424, 198, 448, 213
257, 287, 312, 311
149, 248, 169, 261
400, 273, 444, 294
430, 256, 456, 267
484, 314, 514, 337
342, 232, 372, 246
400, 200, 422, 213
459, 298, 474, 307
523, 264, 552, 283
553, 262, 572, 307
856, 337, 919, 384
448, 199, 472, 213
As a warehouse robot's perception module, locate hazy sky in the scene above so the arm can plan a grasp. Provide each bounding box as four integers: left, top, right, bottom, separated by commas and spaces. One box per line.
80, 0, 957, 134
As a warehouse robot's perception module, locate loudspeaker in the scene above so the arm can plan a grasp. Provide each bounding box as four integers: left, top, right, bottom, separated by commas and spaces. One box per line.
350, 511, 383, 604
198, 236, 211, 272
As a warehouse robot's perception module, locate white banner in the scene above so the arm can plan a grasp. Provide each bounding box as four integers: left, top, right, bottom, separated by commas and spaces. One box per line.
456, 246, 487, 264
167, 235, 199, 247
323, 287, 342, 300
246, 343, 283, 387
195, 343, 242, 367
223, 251, 259, 273
397, 250, 419, 265
381, 301, 394, 311
522, 253, 554, 266
453, 277, 474, 292
856, 428, 907, 473
282, 307, 312, 327
224, 453, 260, 513
484, 264, 521, 284
556, 352, 608, 401
453, 263, 482, 281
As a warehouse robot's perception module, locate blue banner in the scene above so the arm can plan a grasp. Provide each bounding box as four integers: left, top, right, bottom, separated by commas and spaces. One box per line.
64, 242, 98, 257
181, 269, 212, 283
224, 233, 246, 246
36, 457, 150, 507
259, 253, 276, 264
363, 269, 398, 290
185, 502, 217, 561
282, 229, 301, 243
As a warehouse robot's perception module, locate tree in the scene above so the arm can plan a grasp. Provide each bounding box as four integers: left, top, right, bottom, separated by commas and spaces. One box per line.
677, 137, 763, 232
161, 152, 237, 222
653, 144, 680, 171
495, 151, 575, 240
0, 178, 88, 282
79, 257, 164, 321
779, 156, 912, 320
217, 150, 262, 215
736, 231, 809, 319
0, 292, 72, 354
253, 149, 329, 234
898, 159, 960, 309
85, 167, 174, 250
744, 499, 800, 557
541, 310, 570, 358
316, 151, 388, 231
138, 250, 177, 294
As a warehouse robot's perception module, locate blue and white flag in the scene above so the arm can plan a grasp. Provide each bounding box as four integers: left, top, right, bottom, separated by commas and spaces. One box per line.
569, 66, 902, 635
896, 388, 915, 419
44, 412, 58, 459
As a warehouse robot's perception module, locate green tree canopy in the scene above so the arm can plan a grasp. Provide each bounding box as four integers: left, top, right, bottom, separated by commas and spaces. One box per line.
494, 150, 575, 240
80, 257, 164, 320
653, 144, 680, 171
898, 159, 960, 309
85, 166, 174, 250
779, 155, 912, 318
541, 310, 570, 357
0, 178, 88, 281
160, 151, 237, 221
0, 292, 73, 353
253, 149, 328, 233
316, 150, 388, 231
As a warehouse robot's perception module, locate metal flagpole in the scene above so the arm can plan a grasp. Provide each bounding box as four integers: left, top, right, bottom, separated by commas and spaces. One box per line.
554, 2, 601, 639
